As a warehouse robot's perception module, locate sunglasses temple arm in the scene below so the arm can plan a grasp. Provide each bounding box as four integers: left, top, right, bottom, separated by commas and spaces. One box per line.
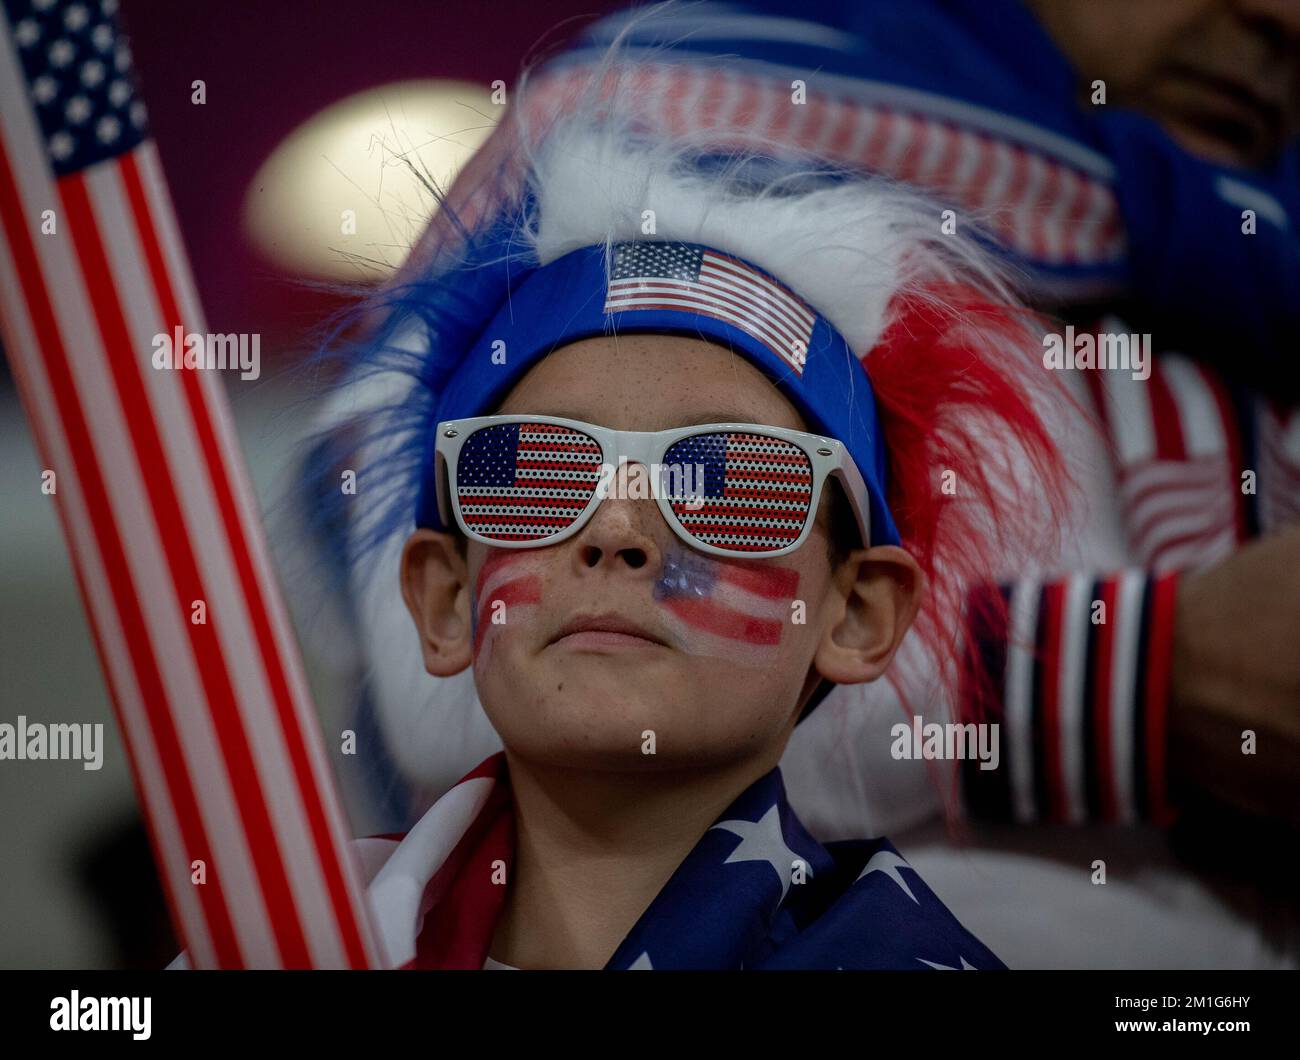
434, 448, 453, 529
834, 449, 874, 548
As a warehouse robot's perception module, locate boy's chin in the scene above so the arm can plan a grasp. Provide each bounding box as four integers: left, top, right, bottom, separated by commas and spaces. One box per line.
486, 673, 744, 763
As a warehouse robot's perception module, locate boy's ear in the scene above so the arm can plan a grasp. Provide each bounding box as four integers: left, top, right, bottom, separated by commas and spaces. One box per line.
814, 545, 923, 685
399, 529, 474, 677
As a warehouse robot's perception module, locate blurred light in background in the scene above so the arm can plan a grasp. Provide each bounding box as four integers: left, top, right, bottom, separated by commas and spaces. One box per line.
243, 79, 497, 281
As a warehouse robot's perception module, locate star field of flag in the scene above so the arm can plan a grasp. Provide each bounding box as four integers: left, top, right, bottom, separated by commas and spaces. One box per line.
604, 241, 814, 375
5, 0, 148, 174
662, 431, 813, 551
455, 421, 603, 541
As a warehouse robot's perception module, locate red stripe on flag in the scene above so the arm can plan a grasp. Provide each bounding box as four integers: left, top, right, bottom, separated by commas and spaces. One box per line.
1145, 365, 1188, 462
1143, 572, 1180, 827
473, 576, 542, 655
60, 172, 312, 966
414, 769, 514, 969
604, 299, 800, 368
718, 563, 800, 600
1040, 581, 1067, 822
702, 251, 814, 321
892, 113, 926, 184
0, 140, 243, 966
662, 596, 784, 644
117, 153, 372, 968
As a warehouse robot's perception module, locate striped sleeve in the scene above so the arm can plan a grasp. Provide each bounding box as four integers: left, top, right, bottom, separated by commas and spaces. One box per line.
959, 570, 1181, 826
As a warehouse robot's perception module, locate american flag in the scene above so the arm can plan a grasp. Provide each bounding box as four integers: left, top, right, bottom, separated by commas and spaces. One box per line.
456, 421, 604, 541
0, 0, 378, 968
1083, 322, 1243, 573
604, 242, 814, 375
470, 549, 542, 662
663, 430, 812, 552
357, 750, 1007, 970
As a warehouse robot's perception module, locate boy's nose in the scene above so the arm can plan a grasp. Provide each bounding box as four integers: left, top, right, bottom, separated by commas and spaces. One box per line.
572, 462, 664, 573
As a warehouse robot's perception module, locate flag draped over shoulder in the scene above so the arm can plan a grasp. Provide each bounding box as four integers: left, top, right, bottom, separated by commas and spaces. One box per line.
358, 753, 1006, 970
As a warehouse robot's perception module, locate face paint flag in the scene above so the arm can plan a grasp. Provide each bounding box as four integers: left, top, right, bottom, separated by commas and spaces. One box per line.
0, 0, 378, 967
663, 430, 813, 552
604, 242, 814, 375
653, 551, 798, 666
457, 421, 604, 541
471, 550, 542, 663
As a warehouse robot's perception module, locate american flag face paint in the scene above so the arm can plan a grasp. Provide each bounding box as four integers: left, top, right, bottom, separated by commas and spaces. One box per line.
652, 547, 800, 668
468, 541, 799, 676
471, 548, 543, 672
440, 415, 853, 560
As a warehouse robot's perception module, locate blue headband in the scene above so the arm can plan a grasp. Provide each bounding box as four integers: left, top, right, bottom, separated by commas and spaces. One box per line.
414, 240, 900, 547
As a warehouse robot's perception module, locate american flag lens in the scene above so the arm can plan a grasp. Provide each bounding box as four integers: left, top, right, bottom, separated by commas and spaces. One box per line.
455, 421, 603, 541
663, 432, 813, 553
453, 422, 817, 554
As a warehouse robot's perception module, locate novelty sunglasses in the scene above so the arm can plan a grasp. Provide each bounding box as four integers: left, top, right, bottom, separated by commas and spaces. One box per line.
433, 414, 872, 559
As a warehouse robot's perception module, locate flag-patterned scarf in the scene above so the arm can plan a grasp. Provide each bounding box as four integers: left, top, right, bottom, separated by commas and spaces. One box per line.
360, 752, 1005, 970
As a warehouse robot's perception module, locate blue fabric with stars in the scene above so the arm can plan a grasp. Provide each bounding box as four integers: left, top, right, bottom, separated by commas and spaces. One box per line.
5, 0, 149, 174
604, 765, 1005, 970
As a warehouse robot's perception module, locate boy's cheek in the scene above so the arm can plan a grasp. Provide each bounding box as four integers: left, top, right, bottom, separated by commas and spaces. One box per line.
467, 544, 818, 677
651, 547, 803, 669
470, 548, 548, 671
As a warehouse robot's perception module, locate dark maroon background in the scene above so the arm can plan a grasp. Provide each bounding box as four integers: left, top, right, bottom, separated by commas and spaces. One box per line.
118, 0, 616, 356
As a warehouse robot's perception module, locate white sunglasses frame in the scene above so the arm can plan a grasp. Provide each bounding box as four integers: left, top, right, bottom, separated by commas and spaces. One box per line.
433, 414, 873, 559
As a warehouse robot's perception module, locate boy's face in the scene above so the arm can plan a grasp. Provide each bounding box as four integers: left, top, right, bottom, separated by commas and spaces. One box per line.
401, 334, 920, 773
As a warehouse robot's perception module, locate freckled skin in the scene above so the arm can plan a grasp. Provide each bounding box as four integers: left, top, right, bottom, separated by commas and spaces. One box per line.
461, 335, 845, 774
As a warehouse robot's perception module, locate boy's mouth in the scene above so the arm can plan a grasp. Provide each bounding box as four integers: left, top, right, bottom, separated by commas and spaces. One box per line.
549, 611, 671, 651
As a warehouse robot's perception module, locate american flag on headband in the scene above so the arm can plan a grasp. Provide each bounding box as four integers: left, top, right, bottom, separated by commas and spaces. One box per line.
0, 0, 378, 967
604, 242, 814, 376
456, 421, 604, 540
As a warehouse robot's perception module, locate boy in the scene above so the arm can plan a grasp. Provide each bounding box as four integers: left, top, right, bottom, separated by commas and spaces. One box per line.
318, 71, 1071, 967
161, 51, 1067, 972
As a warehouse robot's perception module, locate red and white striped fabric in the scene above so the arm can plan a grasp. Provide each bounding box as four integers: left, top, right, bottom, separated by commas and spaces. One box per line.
963, 571, 1179, 827
399, 60, 1126, 288
1085, 320, 1245, 573
519, 63, 1125, 269
0, 3, 378, 968
960, 319, 1298, 830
